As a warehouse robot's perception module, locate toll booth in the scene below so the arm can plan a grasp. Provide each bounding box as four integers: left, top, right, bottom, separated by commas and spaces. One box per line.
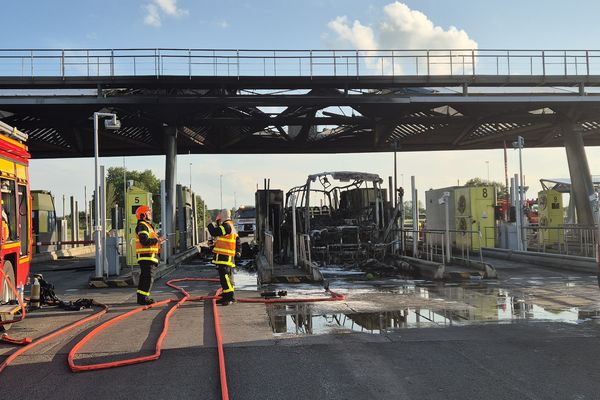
425, 186, 459, 248
454, 185, 496, 251
537, 189, 563, 245
125, 186, 153, 267
31, 190, 58, 254
176, 184, 196, 251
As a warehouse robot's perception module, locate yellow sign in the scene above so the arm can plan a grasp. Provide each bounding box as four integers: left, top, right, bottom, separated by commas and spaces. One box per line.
125, 186, 153, 266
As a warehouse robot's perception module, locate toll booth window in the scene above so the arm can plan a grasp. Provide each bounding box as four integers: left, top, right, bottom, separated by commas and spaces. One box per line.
47, 210, 56, 234
32, 210, 39, 232
1, 179, 16, 241
18, 185, 29, 255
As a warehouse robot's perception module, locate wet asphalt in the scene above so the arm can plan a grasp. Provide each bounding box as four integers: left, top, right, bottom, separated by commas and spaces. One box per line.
1, 255, 600, 399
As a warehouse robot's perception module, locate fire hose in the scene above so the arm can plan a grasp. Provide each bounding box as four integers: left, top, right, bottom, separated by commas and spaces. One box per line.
1, 270, 346, 400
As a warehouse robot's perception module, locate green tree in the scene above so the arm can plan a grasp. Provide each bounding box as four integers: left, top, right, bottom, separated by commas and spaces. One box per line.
403, 200, 425, 216
464, 178, 508, 200
195, 195, 207, 228
105, 167, 161, 221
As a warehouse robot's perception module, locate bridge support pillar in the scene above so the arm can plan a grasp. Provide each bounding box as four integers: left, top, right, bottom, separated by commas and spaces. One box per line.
164, 126, 177, 261
563, 123, 595, 225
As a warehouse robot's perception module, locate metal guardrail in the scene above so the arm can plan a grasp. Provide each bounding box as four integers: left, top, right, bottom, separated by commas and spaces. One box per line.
402, 227, 485, 264
2, 48, 600, 78
523, 224, 598, 258
484, 223, 598, 258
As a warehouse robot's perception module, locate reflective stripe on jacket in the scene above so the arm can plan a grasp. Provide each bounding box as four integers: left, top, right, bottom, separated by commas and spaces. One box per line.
213, 220, 238, 257
136, 220, 160, 263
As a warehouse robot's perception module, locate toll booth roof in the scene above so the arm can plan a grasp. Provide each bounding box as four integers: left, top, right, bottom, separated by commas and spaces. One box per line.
540, 176, 600, 193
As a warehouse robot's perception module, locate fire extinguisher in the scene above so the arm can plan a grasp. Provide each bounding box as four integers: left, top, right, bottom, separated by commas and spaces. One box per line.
30, 277, 40, 308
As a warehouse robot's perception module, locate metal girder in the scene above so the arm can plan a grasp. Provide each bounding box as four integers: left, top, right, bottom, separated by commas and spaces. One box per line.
4, 74, 600, 90
460, 123, 555, 147
3, 73, 600, 158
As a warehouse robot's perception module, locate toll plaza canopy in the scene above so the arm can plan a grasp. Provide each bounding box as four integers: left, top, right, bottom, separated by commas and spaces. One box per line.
1, 48, 600, 158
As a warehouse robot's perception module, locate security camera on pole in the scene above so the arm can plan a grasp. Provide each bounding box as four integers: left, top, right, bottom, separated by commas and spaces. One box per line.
93, 112, 120, 279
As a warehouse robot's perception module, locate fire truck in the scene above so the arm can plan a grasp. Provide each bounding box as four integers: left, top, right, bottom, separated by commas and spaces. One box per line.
0, 121, 31, 327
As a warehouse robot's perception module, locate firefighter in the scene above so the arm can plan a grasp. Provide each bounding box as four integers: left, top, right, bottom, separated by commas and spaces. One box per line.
135, 205, 165, 305
207, 209, 240, 306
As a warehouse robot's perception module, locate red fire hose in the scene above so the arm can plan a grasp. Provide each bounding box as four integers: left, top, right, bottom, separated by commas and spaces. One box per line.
67, 277, 221, 372
1, 271, 346, 400
67, 277, 344, 400
0, 303, 108, 374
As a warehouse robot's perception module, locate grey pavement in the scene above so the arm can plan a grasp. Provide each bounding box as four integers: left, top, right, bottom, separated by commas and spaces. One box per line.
2, 255, 600, 399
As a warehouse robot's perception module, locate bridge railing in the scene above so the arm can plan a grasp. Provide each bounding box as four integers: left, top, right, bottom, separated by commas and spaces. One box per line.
1, 48, 600, 78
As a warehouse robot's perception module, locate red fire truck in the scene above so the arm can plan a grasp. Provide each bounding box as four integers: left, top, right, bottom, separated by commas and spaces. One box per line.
0, 121, 32, 327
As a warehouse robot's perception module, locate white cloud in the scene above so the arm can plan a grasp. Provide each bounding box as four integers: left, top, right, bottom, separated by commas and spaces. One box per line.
327, 16, 377, 50
144, 4, 161, 27
378, 2, 476, 49
218, 20, 230, 29
143, 0, 188, 27
155, 0, 188, 16
326, 2, 478, 74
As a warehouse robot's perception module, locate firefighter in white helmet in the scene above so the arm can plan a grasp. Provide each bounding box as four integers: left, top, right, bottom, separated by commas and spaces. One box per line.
207, 208, 240, 305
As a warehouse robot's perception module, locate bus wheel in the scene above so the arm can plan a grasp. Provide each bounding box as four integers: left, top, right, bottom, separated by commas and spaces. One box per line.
0, 260, 16, 331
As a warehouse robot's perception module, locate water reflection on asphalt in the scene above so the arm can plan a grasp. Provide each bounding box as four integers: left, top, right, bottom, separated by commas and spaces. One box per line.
260, 265, 600, 336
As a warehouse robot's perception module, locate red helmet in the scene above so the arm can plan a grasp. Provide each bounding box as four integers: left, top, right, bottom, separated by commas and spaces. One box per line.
135, 205, 151, 220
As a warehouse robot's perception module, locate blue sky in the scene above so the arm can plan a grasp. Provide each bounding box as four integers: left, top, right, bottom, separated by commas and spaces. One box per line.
4, 1, 600, 50
3, 1, 600, 213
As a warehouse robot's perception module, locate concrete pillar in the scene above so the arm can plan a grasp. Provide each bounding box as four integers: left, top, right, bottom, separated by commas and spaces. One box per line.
164, 127, 177, 260
563, 123, 595, 225
160, 180, 167, 263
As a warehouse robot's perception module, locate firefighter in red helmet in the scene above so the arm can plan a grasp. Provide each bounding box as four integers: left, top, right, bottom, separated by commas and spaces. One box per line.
134, 205, 165, 305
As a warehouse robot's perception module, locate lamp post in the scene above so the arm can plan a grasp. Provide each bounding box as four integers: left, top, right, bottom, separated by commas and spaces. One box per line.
485, 160, 490, 181
512, 136, 525, 251
219, 174, 223, 210
93, 112, 120, 279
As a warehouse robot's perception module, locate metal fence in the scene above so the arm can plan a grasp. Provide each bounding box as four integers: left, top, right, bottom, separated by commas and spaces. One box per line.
2, 48, 600, 78
524, 224, 597, 257
401, 227, 484, 265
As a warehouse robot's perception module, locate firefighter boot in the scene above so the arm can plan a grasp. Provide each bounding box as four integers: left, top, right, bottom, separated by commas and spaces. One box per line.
216, 292, 234, 306
137, 294, 155, 305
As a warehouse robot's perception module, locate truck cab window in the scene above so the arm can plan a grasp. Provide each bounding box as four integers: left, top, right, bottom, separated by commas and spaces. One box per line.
18, 184, 29, 255
1, 179, 16, 241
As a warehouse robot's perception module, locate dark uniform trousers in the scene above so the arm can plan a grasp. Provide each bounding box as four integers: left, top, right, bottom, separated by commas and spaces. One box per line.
218, 265, 235, 300
138, 260, 157, 296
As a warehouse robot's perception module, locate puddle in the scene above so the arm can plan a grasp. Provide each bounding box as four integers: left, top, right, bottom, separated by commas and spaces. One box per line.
233, 269, 258, 291
269, 304, 450, 334
266, 281, 600, 336
185, 261, 600, 335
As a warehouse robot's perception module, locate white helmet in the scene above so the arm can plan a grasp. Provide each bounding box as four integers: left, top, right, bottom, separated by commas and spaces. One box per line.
219, 208, 231, 221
